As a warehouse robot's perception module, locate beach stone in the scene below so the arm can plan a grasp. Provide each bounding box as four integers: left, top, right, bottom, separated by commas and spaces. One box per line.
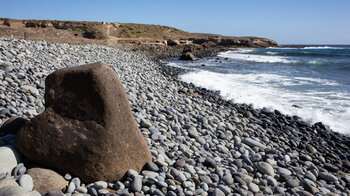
66, 182, 75, 193
188, 127, 198, 138
305, 144, 316, 153
97, 189, 109, 195
212, 188, 225, 196
14, 62, 152, 183
204, 157, 216, 168
0, 185, 32, 196
18, 174, 33, 191
75, 186, 87, 193
0, 178, 18, 189
12, 163, 26, 179
43, 190, 65, 196
256, 162, 275, 176
0, 145, 21, 175
21, 85, 39, 97
144, 162, 159, 172
26, 168, 68, 194
277, 168, 292, 176
94, 181, 107, 189
175, 158, 186, 168
131, 176, 142, 192
266, 176, 278, 187
248, 182, 259, 193
242, 138, 267, 150
318, 172, 338, 183
221, 174, 233, 185
286, 178, 299, 188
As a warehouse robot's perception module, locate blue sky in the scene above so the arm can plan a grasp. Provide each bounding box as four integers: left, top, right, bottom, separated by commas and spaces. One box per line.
1, 0, 349, 44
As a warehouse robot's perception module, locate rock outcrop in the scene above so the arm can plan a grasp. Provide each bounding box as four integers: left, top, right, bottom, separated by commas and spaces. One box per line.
179, 47, 197, 61
14, 62, 152, 183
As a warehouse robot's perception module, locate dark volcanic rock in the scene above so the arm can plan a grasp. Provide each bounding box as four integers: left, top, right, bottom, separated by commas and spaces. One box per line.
179, 48, 197, 61
0, 116, 28, 136
14, 62, 152, 183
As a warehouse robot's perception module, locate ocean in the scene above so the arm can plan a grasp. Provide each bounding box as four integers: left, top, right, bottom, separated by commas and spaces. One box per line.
167, 46, 350, 134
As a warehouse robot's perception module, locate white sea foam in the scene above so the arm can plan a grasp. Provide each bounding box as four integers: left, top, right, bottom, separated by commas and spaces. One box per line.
268, 46, 345, 50
179, 71, 350, 134
218, 51, 297, 64
303, 46, 344, 49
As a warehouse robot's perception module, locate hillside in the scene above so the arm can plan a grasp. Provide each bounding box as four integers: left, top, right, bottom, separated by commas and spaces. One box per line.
0, 18, 277, 48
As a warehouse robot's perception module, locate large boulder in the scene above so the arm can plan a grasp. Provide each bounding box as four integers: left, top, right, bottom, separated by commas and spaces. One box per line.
14, 62, 152, 183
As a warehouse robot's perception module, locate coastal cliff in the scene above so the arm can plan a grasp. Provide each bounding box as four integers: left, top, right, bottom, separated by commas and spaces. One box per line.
0, 18, 277, 48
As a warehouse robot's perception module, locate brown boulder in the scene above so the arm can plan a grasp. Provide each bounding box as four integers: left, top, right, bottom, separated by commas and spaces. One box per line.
26, 168, 67, 194
15, 62, 152, 183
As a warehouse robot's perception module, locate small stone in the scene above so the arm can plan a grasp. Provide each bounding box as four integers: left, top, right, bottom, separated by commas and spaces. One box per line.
286, 178, 299, 188
212, 188, 225, 196
242, 138, 267, 150
97, 189, 109, 195
131, 176, 142, 192
66, 182, 75, 193
87, 186, 98, 196
277, 168, 292, 176
266, 176, 278, 187
256, 162, 275, 176
142, 170, 159, 178
140, 119, 152, 128
145, 162, 159, 172
188, 127, 198, 138
283, 155, 291, 163
21, 85, 39, 97
175, 158, 186, 168
250, 153, 262, 162
64, 174, 72, 181
318, 172, 338, 183
221, 174, 233, 185
44, 190, 65, 196
75, 186, 87, 193
12, 163, 26, 179
305, 144, 316, 153
274, 186, 286, 195
204, 157, 216, 168
248, 182, 259, 193
71, 178, 81, 188
94, 181, 107, 189
18, 174, 34, 191
217, 184, 231, 194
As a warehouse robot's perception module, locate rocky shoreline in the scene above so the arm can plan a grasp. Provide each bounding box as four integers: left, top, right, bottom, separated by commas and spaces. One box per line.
0, 37, 350, 196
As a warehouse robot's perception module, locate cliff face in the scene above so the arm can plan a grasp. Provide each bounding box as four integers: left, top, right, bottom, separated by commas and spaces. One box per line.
0, 18, 278, 47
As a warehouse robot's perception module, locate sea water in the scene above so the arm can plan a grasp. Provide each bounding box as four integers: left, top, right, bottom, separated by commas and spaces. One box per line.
167, 46, 350, 134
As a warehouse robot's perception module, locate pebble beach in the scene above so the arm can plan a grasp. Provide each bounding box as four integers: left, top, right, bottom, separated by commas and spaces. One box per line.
1, 37, 350, 196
